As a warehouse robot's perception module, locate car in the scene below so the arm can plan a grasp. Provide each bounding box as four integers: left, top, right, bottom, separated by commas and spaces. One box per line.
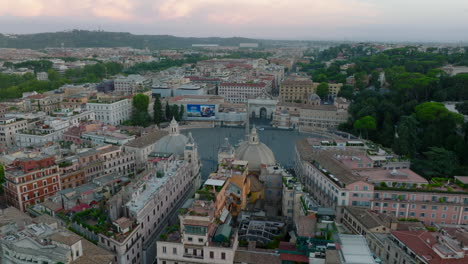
258, 127, 265, 131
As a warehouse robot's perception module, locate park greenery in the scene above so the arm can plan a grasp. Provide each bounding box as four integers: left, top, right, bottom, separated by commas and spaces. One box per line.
302, 44, 468, 179
0, 61, 122, 100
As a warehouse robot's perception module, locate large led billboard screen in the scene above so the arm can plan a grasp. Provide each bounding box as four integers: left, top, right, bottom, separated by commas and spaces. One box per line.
186, 104, 216, 119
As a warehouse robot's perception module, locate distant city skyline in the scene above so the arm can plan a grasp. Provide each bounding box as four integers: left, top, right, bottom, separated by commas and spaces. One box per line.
0, 0, 467, 42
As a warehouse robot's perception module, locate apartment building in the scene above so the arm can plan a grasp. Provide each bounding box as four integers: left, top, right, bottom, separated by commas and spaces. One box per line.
4, 155, 61, 211
282, 175, 306, 222
272, 101, 349, 131
0, 208, 115, 264
86, 98, 132, 125
99, 134, 201, 264
124, 129, 169, 166
0, 117, 28, 148
156, 198, 238, 264
279, 77, 317, 103
328, 83, 343, 96
23, 94, 62, 114
294, 139, 468, 225
218, 82, 267, 103
114, 74, 148, 95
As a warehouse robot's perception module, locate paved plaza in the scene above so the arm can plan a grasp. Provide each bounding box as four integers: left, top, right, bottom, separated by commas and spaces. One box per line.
185, 120, 326, 179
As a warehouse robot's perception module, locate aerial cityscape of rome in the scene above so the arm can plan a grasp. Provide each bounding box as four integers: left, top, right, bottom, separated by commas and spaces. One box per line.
0, 1, 468, 263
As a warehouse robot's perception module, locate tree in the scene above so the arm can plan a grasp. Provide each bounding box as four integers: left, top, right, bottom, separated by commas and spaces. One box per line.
153, 96, 164, 126
165, 102, 171, 121
393, 115, 420, 157
0, 164, 4, 194
171, 105, 180, 121
353, 115, 376, 139
337, 85, 354, 100
132, 94, 150, 127
414, 147, 459, 178
316, 82, 329, 100
47, 69, 59, 81
132, 94, 149, 113
414, 102, 463, 123
179, 105, 184, 121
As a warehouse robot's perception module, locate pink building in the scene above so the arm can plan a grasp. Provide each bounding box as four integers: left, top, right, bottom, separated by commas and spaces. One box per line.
295, 139, 468, 225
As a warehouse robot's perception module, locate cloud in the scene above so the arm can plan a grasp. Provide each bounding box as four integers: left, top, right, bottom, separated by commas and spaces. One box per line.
0, 0, 378, 25
0, 0, 467, 41
152, 0, 378, 26
0, 0, 137, 20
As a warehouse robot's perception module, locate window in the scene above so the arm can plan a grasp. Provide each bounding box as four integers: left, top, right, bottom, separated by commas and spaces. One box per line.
432, 205, 438, 210
210, 251, 214, 259
173, 248, 177, 254
163, 246, 166, 253
420, 213, 425, 217
431, 213, 436, 218
421, 205, 427, 210
188, 237, 193, 241
198, 238, 203, 243
221, 252, 226, 260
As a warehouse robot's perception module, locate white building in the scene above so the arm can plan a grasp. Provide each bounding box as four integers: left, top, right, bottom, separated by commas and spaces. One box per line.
0, 117, 28, 148
15, 110, 95, 147
219, 82, 267, 103
100, 120, 201, 264
0, 208, 115, 264
36, 71, 48, 81
156, 200, 238, 264
114, 75, 148, 95
86, 99, 132, 125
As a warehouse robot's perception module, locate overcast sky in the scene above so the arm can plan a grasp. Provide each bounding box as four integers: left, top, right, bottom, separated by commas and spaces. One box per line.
1, 0, 468, 42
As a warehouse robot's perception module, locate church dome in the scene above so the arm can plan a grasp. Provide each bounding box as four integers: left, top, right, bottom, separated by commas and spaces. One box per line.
154, 118, 188, 155
235, 126, 276, 171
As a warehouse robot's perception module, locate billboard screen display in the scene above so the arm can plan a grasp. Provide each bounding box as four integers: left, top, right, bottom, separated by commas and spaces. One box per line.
187, 104, 216, 119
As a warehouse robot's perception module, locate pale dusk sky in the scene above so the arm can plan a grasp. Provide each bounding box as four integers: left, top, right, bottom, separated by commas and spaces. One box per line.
0, 0, 467, 41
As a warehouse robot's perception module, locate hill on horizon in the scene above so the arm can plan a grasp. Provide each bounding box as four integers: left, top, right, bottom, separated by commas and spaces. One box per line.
0, 30, 265, 50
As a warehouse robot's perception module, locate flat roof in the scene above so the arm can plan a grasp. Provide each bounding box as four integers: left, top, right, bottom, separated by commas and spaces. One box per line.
357, 168, 428, 184
204, 179, 226, 187
338, 234, 377, 264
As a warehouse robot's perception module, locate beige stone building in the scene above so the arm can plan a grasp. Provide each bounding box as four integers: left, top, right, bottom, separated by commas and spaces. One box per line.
280, 77, 344, 103
279, 77, 317, 103
328, 82, 343, 96
0, 117, 28, 148
272, 99, 349, 131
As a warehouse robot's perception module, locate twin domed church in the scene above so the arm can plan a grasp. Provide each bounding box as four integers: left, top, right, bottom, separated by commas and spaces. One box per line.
155, 118, 281, 209
154, 118, 276, 172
